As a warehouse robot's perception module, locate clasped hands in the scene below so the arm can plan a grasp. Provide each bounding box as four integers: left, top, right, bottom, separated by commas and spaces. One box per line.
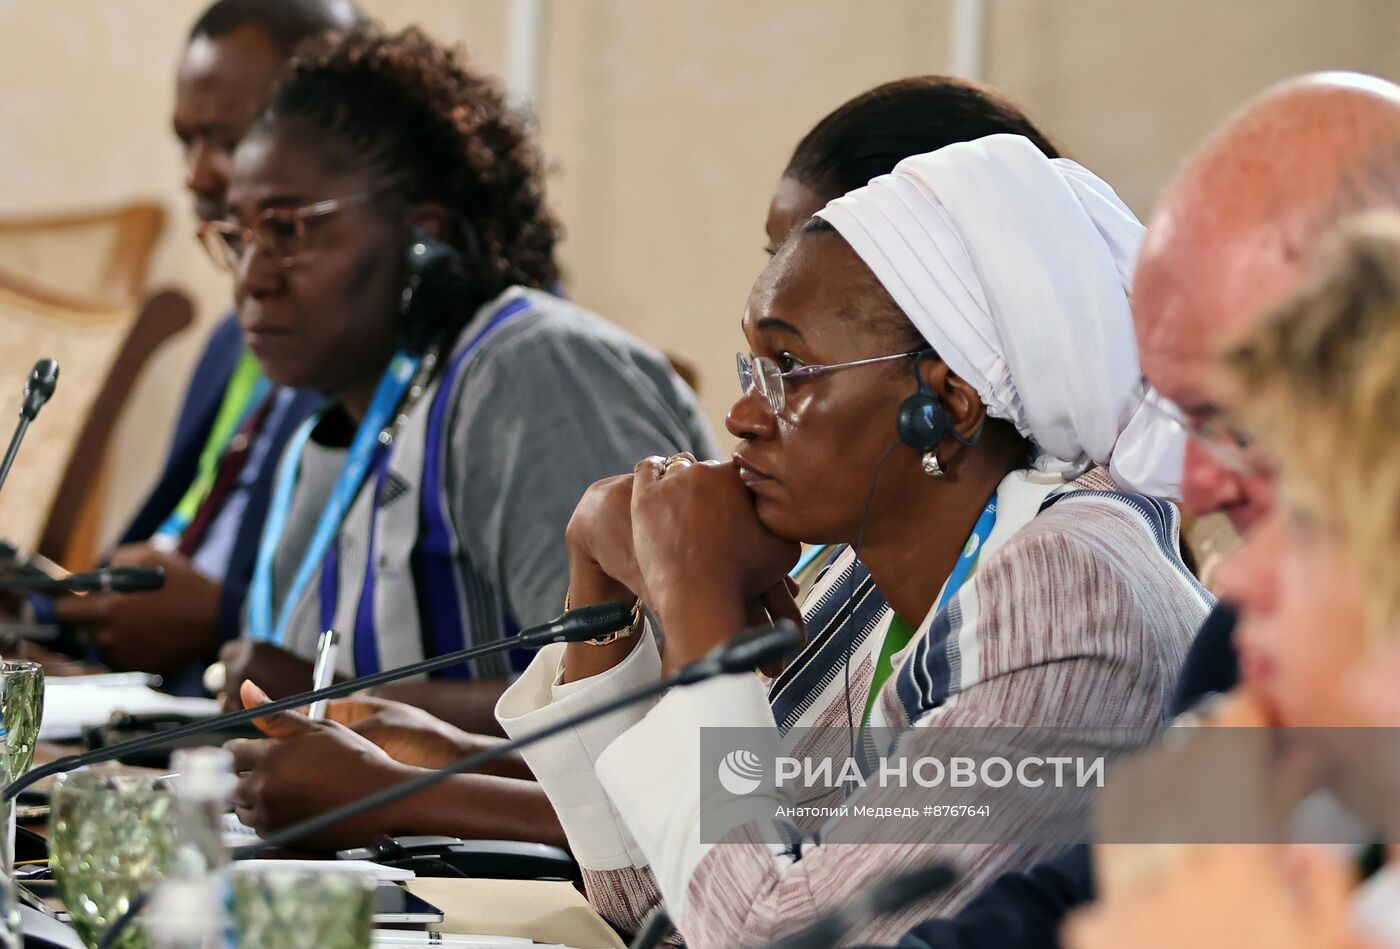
564, 454, 805, 675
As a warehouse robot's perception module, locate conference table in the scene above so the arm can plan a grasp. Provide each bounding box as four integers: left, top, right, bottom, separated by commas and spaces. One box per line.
18, 659, 627, 949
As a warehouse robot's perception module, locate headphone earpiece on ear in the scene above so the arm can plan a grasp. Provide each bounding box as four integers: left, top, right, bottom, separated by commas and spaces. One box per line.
895, 352, 984, 452
400, 224, 469, 353
895, 358, 951, 451
895, 381, 949, 451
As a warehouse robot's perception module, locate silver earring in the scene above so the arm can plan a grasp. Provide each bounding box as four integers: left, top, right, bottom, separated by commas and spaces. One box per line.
921, 451, 944, 478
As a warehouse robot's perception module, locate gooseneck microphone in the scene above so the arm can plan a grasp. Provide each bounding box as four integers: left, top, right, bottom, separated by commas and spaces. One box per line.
0, 566, 165, 594
0, 358, 59, 499
5, 600, 632, 802
96, 620, 804, 949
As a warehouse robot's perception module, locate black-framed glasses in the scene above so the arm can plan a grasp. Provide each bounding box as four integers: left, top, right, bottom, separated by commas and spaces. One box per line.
736, 348, 934, 415
197, 192, 377, 272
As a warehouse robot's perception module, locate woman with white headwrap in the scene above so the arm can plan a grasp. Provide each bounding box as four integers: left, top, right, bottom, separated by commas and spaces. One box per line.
496, 134, 1213, 947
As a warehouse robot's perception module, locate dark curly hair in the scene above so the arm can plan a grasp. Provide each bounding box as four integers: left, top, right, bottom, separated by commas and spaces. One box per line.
253, 24, 559, 323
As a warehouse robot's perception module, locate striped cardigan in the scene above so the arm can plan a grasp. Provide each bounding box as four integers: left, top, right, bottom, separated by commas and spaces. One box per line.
495, 467, 1212, 947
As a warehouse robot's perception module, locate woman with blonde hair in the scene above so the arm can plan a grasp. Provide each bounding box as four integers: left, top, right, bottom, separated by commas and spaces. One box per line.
1068, 214, 1400, 949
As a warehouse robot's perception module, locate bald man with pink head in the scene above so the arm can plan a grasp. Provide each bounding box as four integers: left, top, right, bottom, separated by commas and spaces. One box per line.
895, 71, 1400, 949
1137, 71, 1400, 532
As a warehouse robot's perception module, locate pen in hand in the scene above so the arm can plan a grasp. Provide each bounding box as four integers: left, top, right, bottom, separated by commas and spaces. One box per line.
306, 629, 341, 721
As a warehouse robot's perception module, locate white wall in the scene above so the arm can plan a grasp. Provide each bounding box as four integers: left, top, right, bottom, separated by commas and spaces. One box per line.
0, 0, 1395, 544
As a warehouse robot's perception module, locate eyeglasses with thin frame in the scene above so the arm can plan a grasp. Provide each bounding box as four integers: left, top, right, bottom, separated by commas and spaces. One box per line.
197, 192, 378, 272
736, 348, 934, 415
1141, 385, 1266, 475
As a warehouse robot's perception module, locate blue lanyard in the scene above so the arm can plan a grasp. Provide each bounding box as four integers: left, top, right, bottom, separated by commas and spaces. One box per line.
790, 543, 833, 579
935, 494, 998, 615
789, 497, 997, 605
314, 294, 534, 673
857, 493, 997, 729
247, 351, 420, 643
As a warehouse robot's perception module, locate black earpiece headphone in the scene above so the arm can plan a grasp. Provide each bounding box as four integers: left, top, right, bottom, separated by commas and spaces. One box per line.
399, 224, 472, 354
894, 352, 981, 452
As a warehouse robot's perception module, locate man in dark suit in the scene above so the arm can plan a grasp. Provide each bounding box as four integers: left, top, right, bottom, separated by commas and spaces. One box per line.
37, 0, 361, 683
895, 71, 1400, 949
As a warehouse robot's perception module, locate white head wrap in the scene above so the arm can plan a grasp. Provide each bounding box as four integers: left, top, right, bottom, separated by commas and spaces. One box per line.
814, 133, 1182, 497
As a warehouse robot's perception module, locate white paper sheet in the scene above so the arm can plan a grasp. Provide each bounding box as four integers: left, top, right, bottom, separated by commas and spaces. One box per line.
40, 679, 220, 741
229, 858, 417, 882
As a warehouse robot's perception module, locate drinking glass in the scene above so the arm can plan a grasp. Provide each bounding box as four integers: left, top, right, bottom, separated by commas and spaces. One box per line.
0, 659, 41, 949
50, 770, 176, 949
0, 660, 44, 779
231, 866, 374, 949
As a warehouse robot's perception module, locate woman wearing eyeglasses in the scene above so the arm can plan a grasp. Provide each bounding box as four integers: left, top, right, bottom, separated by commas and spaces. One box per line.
495, 134, 1213, 947
206, 24, 715, 753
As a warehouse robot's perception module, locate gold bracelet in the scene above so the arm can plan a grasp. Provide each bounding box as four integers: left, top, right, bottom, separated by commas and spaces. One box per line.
564, 589, 643, 645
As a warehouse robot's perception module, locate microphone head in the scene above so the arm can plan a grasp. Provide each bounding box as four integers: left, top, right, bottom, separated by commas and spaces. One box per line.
765, 863, 958, 949
867, 863, 958, 917
21, 359, 59, 419
698, 620, 803, 679
559, 600, 633, 638
104, 566, 166, 593
520, 600, 635, 647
